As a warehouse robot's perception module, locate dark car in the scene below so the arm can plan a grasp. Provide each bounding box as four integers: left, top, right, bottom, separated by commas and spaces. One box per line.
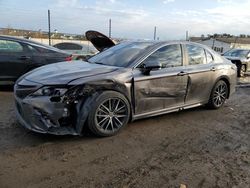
0, 35, 72, 85
53, 42, 98, 60
223, 48, 250, 77
14, 33, 237, 137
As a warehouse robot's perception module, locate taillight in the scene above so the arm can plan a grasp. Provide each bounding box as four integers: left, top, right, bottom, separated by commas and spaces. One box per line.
65, 55, 72, 61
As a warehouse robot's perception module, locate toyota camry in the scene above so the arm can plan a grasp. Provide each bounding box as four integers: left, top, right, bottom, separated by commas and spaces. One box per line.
14, 35, 237, 136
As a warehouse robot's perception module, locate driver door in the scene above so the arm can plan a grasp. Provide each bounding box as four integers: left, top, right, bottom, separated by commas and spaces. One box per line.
132, 44, 188, 116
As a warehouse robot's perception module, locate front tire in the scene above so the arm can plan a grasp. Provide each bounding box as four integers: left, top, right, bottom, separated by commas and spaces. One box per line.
207, 80, 228, 109
87, 91, 130, 137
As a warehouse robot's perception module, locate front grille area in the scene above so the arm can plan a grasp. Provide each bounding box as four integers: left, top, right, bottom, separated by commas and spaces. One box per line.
14, 84, 39, 99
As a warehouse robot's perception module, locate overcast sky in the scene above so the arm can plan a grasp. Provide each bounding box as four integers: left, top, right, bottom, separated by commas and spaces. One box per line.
0, 0, 250, 40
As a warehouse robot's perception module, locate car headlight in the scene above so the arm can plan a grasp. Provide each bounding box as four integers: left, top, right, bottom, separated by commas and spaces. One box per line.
32, 87, 68, 97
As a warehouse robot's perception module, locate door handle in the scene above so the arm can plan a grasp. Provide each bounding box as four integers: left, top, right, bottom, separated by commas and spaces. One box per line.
177, 71, 188, 76
210, 67, 216, 71
19, 56, 31, 60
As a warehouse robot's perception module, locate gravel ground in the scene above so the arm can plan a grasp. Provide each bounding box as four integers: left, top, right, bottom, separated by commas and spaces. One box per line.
0, 77, 249, 188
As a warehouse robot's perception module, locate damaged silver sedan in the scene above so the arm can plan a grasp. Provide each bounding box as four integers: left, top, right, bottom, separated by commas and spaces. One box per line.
14, 39, 237, 136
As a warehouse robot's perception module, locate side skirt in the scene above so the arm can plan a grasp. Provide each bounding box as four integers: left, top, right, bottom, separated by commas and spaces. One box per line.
132, 102, 206, 121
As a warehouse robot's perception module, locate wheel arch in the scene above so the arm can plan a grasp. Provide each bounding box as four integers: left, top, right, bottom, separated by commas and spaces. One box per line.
73, 80, 133, 134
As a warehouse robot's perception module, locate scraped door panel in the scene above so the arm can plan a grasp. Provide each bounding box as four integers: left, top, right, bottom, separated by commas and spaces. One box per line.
133, 68, 188, 115
184, 44, 217, 105
185, 64, 214, 104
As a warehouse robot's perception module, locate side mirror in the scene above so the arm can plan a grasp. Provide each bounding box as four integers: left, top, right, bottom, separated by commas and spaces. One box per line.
140, 60, 162, 75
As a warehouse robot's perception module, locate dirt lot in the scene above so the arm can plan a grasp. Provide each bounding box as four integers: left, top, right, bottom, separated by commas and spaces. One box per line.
0, 78, 250, 188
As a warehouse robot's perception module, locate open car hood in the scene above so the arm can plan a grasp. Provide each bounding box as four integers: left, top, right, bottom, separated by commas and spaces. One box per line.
85, 30, 115, 52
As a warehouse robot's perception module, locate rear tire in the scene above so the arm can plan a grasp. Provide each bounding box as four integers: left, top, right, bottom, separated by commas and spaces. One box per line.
207, 80, 228, 109
87, 91, 130, 137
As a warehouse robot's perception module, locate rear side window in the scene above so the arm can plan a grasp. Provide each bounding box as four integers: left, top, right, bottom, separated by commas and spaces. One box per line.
186, 44, 206, 65
36, 46, 56, 53
27, 45, 38, 52
0, 39, 23, 53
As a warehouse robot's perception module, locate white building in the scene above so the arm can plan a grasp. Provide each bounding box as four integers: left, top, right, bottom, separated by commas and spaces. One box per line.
197, 39, 230, 53
191, 37, 250, 54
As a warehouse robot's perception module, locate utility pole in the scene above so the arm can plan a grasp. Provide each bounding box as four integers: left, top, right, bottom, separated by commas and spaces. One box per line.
109, 19, 111, 38
212, 38, 215, 50
186, 30, 189, 41
233, 36, 238, 48
48, 9, 51, 46
154, 26, 157, 40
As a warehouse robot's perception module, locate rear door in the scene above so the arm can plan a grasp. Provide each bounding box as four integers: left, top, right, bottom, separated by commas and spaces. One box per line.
0, 39, 32, 83
133, 44, 188, 116
184, 44, 216, 105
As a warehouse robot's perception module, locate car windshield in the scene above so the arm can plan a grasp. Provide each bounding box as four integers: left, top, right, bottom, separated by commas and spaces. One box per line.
88, 42, 154, 67
224, 49, 249, 58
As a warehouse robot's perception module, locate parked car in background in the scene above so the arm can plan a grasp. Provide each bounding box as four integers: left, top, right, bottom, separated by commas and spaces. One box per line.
223, 48, 250, 77
0, 35, 72, 85
53, 42, 98, 60
14, 37, 237, 137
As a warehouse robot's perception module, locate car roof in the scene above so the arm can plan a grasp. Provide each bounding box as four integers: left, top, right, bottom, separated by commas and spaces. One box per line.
0, 35, 68, 53
119, 40, 211, 50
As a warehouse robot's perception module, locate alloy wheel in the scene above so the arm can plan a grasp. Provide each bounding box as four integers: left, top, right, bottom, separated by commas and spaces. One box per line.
212, 82, 227, 107
95, 98, 128, 133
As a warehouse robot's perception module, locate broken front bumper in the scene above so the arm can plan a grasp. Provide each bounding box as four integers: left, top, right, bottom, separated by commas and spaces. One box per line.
15, 96, 78, 135
14, 83, 79, 135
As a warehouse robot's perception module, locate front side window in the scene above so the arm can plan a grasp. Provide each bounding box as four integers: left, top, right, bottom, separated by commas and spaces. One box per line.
142, 44, 183, 68
0, 39, 23, 53
186, 44, 206, 65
